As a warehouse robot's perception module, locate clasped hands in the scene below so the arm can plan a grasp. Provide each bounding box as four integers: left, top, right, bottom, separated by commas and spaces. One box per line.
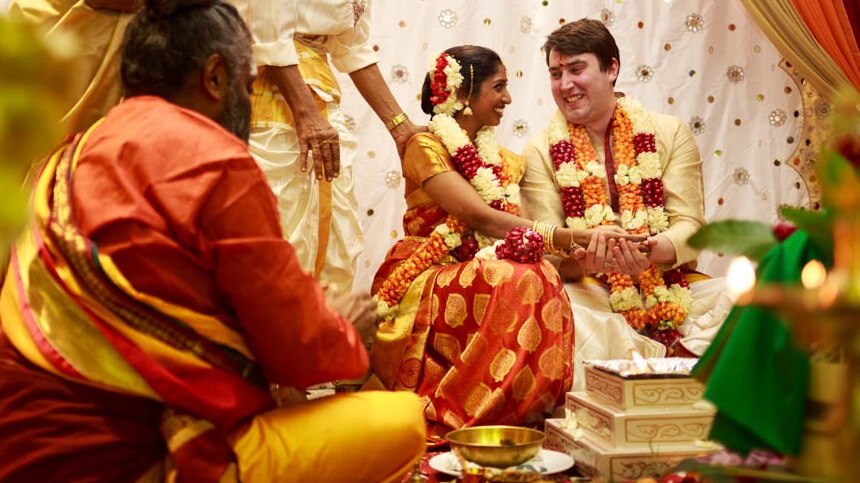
572, 226, 665, 276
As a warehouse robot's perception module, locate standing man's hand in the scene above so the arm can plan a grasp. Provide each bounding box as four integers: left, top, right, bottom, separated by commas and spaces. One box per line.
295, 113, 340, 181
269, 65, 342, 181
391, 121, 426, 159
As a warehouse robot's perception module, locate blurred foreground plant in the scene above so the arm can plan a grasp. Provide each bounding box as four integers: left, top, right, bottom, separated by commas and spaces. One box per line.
0, 17, 79, 255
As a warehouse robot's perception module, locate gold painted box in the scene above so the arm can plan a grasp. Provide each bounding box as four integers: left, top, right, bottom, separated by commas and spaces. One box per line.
544, 418, 714, 481
583, 358, 705, 411
565, 391, 715, 449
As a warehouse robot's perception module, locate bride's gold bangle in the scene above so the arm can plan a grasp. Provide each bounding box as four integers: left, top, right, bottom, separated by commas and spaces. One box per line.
534, 221, 573, 257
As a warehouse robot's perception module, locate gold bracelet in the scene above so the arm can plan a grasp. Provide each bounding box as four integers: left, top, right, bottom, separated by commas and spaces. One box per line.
385, 112, 409, 131
533, 221, 549, 252
535, 221, 569, 257
551, 227, 573, 258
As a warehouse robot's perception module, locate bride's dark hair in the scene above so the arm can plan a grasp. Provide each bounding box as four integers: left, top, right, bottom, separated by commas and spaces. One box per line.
421, 45, 503, 117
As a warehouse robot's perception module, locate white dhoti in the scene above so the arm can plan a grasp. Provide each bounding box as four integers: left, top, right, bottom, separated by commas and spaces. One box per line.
248, 100, 363, 293
568, 277, 735, 391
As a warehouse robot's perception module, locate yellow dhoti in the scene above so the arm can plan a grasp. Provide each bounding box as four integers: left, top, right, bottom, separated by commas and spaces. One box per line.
231, 391, 425, 483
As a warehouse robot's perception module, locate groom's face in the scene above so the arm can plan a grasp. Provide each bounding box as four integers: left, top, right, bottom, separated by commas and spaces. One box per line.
548, 50, 618, 128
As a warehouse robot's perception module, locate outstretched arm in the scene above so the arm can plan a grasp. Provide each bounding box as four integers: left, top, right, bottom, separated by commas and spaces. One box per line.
350, 64, 425, 159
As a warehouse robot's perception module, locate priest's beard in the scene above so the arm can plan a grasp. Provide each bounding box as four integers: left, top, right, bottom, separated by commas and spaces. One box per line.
218, 76, 251, 144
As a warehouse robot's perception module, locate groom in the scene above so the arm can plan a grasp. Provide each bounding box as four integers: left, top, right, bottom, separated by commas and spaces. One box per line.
521, 18, 732, 388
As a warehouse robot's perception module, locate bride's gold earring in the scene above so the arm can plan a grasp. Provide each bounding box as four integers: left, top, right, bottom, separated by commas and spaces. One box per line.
462, 64, 474, 116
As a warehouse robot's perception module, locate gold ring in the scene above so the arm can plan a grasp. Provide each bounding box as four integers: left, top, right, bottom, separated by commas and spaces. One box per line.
319, 139, 337, 145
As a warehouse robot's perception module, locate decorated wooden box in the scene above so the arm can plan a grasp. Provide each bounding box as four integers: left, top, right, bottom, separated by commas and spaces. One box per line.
565, 391, 715, 449
583, 358, 705, 411
544, 418, 715, 481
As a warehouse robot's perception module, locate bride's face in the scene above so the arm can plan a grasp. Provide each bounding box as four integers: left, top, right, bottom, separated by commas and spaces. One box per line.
467, 64, 511, 128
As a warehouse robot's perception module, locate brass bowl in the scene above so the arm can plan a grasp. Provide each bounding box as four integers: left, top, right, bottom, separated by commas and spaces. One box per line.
446, 425, 545, 468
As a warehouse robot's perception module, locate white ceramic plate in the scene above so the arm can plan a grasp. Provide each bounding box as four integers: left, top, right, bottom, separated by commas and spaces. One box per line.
429, 448, 574, 477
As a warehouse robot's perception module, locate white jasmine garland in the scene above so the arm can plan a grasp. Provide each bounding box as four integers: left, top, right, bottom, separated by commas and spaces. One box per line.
669, 284, 694, 312
615, 164, 643, 186
584, 161, 606, 178
504, 184, 521, 205
637, 153, 662, 178
610, 287, 644, 311
652, 285, 672, 303
556, 162, 581, 187
431, 55, 465, 116
475, 240, 502, 260
472, 167, 504, 202
620, 209, 648, 230
619, 97, 655, 135
435, 223, 463, 249
644, 294, 658, 309
474, 232, 496, 249
547, 110, 570, 144
584, 204, 615, 226
428, 112, 518, 222
566, 216, 588, 230
649, 285, 693, 312
647, 207, 669, 233
428, 115, 469, 155
475, 127, 502, 166
443, 232, 462, 249
375, 298, 394, 319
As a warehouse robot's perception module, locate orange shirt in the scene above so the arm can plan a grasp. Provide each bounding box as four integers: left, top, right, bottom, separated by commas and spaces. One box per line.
71, 96, 368, 388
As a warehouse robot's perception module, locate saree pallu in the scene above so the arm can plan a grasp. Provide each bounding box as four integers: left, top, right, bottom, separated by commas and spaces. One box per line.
371, 210, 574, 442
0, 130, 272, 481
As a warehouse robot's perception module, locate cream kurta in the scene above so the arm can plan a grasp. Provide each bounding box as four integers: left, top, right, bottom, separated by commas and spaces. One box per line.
229, 0, 377, 292
522, 104, 706, 269
521, 101, 733, 390
10, 0, 131, 134
230, 0, 376, 73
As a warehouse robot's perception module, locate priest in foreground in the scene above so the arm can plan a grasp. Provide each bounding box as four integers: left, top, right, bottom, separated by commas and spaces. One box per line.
0, 1, 424, 482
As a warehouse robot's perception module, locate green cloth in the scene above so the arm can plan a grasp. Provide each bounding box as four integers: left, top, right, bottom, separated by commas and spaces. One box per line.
693, 230, 831, 456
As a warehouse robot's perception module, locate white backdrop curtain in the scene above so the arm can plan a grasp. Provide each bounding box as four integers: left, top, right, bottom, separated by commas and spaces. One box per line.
341, 0, 813, 292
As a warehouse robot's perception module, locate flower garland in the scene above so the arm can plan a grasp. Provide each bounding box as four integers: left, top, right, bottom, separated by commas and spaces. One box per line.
429, 52, 464, 116
375, 52, 527, 318
547, 97, 692, 333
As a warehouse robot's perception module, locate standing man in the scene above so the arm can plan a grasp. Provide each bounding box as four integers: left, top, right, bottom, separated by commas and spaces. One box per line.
9, 0, 136, 134
230, 0, 423, 292
521, 19, 733, 388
